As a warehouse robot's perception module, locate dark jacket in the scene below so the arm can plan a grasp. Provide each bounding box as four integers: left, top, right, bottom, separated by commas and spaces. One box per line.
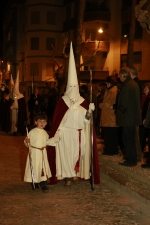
133, 77, 142, 105
144, 102, 150, 128
117, 77, 142, 126
28, 94, 43, 112
142, 94, 150, 120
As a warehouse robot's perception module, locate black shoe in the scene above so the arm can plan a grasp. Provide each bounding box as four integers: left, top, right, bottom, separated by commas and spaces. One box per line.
42, 185, 49, 192
141, 163, 150, 168
31, 183, 39, 190
119, 161, 137, 167
35, 183, 39, 189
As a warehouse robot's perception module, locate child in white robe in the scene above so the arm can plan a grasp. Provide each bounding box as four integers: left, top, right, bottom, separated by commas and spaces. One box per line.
24, 112, 60, 191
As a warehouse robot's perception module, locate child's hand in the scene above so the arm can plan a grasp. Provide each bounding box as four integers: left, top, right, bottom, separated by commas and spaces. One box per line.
25, 137, 30, 144
54, 130, 61, 143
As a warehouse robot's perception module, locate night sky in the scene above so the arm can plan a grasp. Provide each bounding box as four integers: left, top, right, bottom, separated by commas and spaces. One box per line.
0, 1, 9, 57
0, 1, 9, 39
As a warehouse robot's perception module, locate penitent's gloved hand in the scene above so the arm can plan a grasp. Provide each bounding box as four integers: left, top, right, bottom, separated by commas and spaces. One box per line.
89, 103, 95, 112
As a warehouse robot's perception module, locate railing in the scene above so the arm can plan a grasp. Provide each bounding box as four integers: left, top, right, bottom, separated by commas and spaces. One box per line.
82, 41, 110, 52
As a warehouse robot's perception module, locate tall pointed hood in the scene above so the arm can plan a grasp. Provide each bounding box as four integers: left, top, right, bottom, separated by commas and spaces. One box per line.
9, 74, 14, 92
63, 42, 81, 107
67, 42, 78, 88
13, 70, 24, 99
14, 70, 19, 92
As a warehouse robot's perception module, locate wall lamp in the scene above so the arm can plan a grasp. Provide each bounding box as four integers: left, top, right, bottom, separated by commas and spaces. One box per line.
98, 28, 103, 33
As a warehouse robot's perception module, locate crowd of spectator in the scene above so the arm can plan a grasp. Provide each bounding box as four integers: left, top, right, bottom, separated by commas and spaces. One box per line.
80, 66, 150, 169
0, 66, 150, 169
27, 82, 58, 130
0, 81, 58, 134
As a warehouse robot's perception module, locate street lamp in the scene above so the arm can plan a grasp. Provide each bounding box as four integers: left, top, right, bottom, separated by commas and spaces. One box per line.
98, 28, 103, 33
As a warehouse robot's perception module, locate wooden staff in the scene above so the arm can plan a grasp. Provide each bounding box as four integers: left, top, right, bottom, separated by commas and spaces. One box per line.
26, 127, 35, 190
89, 70, 94, 191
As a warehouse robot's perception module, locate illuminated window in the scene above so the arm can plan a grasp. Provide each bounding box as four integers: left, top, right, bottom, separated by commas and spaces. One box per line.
85, 29, 96, 41
46, 63, 54, 76
7, 63, 10, 71
122, 21, 142, 39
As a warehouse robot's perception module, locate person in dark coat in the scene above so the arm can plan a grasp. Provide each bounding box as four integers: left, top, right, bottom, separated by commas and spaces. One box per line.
80, 85, 90, 104
129, 66, 142, 103
117, 67, 142, 167
141, 102, 150, 167
28, 88, 43, 125
46, 82, 58, 125
0, 88, 11, 132
129, 66, 143, 162
139, 83, 150, 153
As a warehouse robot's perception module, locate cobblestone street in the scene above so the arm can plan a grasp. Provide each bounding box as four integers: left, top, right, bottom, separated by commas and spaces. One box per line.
0, 134, 150, 225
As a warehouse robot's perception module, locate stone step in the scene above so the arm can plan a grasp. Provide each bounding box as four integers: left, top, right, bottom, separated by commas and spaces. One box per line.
98, 152, 150, 204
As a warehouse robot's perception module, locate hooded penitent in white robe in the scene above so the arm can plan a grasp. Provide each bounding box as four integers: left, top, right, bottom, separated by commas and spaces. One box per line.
47, 42, 100, 184
24, 128, 56, 183
9, 71, 27, 134
56, 95, 91, 179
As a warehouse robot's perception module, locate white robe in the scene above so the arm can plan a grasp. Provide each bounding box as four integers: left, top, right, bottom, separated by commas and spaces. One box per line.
55, 99, 91, 180
24, 128, 56, 183
10, 92, 24, 133
11, 99, 18, 133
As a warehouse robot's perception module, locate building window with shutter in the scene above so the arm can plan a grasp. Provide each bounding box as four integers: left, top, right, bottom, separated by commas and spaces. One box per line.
30, 63, 39, 77
66, 5, 71, 20
46, 63, 54, 76
46, 38, 55, 50
85, 29, 97, 42
31, 37, 39, 50
47, 11, 56, 25
31, 11, 40, 24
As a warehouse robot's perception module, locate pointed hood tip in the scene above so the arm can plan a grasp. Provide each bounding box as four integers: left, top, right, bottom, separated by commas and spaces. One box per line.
67, 42, 78, 86
13, 70, 24, 99
9, 74, 14, 92
14, 70, 19, 90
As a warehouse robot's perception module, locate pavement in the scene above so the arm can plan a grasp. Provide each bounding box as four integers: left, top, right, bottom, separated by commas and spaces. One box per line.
97, 138, 150, 204
1, 131, 150, 225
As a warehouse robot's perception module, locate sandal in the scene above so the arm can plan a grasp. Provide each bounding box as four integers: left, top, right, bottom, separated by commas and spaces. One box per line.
64, 178, 72, 186
73, 176, 79, 181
